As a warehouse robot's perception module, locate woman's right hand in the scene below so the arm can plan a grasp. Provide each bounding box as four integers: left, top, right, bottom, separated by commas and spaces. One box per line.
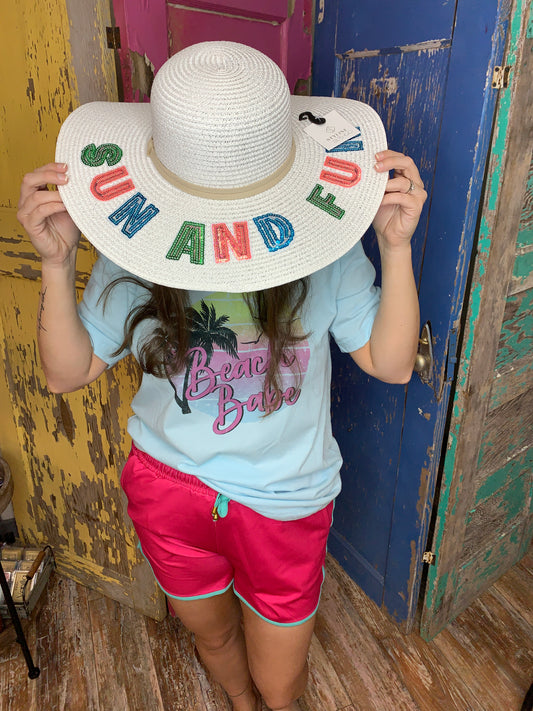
17, 163, 81, 265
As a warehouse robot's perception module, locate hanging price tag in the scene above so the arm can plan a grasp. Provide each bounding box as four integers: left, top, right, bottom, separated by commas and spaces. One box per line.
304, 110, 360, 150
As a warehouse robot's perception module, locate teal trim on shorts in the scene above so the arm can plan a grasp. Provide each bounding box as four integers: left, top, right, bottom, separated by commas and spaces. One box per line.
137, 541, 234, 601
233, 565, 326, 627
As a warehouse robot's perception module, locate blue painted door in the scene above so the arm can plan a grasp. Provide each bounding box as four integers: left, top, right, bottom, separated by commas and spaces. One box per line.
313, 0, 510, 629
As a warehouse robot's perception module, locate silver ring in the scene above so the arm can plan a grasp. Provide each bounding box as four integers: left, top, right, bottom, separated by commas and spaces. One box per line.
407, 178, 415, 194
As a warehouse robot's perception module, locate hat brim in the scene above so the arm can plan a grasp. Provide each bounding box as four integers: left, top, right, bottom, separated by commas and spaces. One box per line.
56, 95, 387, 292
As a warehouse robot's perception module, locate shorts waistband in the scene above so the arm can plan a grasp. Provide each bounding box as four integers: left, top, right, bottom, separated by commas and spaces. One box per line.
130, 443, 214, 496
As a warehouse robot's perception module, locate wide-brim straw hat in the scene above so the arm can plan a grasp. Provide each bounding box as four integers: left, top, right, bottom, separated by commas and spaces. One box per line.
56, 41, 387, 292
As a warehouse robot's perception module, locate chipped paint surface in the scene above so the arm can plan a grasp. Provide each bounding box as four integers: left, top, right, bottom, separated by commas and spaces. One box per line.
317, 0, 325, 24
422, 0, 532, 640
324, 0, 504, 630
65, 0, 118, 104
0, 0, 165, 619
0, 272, 164, 617
495, 288, 533, 366
369, 75, 399, 99
339, 43, 449, 164
129, 51, 155, 101
341, 38, 451, 60
510, 158, 533, 292
1, 0, 79, 206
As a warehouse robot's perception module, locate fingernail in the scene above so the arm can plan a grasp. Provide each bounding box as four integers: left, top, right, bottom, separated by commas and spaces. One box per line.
58, 173, 69, 183
61, 163, 68, 170
374, 162, 383, 170
375, 152, 383, 160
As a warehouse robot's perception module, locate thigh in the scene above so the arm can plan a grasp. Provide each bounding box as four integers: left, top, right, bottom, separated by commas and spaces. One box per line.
168, 587, 243, 645
241, 602, 315, 701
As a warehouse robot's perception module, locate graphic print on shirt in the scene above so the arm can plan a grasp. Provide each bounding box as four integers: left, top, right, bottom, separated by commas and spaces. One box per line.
167, 294, 310, 435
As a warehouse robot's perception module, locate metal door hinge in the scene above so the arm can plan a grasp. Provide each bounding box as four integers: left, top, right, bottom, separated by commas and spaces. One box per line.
423, 551, 436, 565
445, 327, 459, 382
492, 65, 511, 89
106, 26, 121, 50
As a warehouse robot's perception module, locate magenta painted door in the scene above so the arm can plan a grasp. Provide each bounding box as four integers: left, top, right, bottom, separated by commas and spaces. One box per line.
111, 0, 313, 99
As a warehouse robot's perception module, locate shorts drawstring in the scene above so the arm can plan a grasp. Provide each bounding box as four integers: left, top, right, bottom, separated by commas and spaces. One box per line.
212, 493, 230, 520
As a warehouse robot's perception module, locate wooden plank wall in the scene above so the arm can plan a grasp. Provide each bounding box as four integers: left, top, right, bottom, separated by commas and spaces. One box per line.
421, 0, 533, 639
452, 152, 533, 617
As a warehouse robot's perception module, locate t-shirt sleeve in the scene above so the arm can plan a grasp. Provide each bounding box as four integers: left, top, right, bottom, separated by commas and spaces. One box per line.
78, 254, 143, 366
329, 240, 381, 353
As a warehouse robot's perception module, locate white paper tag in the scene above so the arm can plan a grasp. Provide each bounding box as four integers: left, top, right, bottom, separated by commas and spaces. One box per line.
304, 110, 360, 150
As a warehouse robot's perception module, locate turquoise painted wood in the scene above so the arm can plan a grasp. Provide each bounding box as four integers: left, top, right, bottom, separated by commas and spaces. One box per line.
421, 0, 533, 639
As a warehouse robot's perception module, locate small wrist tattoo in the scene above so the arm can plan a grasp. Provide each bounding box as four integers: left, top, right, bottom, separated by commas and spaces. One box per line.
37, 287, 47, 332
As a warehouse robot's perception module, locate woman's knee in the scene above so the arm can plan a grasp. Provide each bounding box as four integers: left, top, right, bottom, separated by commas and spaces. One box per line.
195, 619, 242, 654
253, 658, 308, 710
167, 589, 242, 651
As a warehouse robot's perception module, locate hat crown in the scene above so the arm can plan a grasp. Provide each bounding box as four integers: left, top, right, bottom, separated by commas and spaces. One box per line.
151, 42, 293, 189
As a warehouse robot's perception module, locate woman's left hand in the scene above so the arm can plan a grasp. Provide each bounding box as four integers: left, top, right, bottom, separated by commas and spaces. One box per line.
372, 150, 427, 251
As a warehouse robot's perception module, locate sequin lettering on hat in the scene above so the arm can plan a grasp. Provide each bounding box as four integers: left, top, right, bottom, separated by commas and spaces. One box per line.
319, 157, 361, 188
166, 222, 206, 265
253, 214, 294, 252
57, 42, 389, 291
90, 167, 135, 201
81, 143, 123, 167
108, 193, 160, 238
213, 223, 251, 263
306, 186, 345, 220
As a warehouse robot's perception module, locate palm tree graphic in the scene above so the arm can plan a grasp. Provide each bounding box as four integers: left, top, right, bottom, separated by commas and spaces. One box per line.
170, 300, 239, 414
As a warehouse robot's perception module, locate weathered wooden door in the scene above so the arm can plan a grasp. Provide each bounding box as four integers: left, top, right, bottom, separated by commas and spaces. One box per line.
0, 0, 165, 619
313, 0, 514, 630
421, 0, 533, 639
111, 0, 313, 100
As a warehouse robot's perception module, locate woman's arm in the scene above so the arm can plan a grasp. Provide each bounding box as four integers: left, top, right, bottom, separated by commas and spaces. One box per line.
351, 150, 426, 383
18, 163, 108, 393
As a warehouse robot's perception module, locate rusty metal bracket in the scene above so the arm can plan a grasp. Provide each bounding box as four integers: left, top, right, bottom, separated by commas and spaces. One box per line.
106, 26, 121, 50
492, 65, 512, 89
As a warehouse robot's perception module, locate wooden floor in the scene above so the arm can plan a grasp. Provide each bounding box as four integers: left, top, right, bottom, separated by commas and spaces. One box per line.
0, 551, 531, 711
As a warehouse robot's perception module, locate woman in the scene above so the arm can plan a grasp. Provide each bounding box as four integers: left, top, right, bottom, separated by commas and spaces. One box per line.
18, 41, 426, 711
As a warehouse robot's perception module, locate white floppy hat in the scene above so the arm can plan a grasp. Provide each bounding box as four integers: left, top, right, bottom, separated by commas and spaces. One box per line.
56, 41, 387, 292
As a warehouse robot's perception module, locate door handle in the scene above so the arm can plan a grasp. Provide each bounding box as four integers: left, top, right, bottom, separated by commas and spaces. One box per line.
414, 322, 433, 384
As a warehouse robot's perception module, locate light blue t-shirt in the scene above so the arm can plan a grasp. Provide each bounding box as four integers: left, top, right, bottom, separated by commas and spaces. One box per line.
78, 241, 380, 520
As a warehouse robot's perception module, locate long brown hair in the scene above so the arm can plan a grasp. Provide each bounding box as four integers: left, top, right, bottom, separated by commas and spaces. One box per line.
103, 277, 309, 413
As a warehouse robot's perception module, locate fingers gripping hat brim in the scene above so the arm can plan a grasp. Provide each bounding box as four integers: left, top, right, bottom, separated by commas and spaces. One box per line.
56, 54, 387, 292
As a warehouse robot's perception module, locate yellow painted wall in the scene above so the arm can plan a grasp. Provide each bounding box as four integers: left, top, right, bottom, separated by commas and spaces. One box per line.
0, 0, 165, 619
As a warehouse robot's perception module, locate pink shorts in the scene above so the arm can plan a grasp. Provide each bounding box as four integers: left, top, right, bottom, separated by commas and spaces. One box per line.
121, 445, 334, 626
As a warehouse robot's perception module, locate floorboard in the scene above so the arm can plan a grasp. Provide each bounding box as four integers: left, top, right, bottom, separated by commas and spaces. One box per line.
0, 552, 531, 711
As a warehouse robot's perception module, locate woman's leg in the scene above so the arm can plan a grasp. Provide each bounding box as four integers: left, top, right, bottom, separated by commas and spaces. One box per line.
241, 602, 316, 711
168, 589, 258, 711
